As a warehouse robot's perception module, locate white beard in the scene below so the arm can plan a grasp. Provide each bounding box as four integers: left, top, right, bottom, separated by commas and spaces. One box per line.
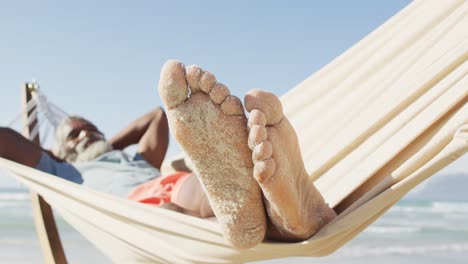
65, 138, 113, 163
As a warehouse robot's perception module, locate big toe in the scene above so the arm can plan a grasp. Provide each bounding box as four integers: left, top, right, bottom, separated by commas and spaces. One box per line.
244, 89, 283, 125
158, 60, 189, 108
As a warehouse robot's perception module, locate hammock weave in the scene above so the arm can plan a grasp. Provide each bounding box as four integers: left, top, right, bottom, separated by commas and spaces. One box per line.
1, 0, 467, 262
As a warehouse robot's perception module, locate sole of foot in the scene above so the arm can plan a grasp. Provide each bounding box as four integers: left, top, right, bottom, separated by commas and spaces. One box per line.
244, 89, 337, 241
158, 60, 266, 249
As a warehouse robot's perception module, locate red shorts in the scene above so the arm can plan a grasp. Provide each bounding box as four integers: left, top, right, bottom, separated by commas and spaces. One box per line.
128, 172, 213, 217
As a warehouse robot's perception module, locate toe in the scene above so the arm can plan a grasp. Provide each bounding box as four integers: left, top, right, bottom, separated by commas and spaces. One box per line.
244, 89, 283, 125
248, 109, 267, 128
254, 158, 276, 184
252, 141, 273, 162
158, 60, 189, 108
248, 125, 267, 149
210, 83, 230, 104
200, 71, 217, 93
186, 65, 203, 93
221, 95, 244, 116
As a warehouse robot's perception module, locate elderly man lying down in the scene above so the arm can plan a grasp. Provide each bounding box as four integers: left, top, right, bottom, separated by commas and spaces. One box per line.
0, 60, 336, 249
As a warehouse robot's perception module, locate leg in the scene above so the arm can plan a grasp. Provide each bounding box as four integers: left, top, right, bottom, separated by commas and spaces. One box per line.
0, 127, 42, 167
171, 173, 214, 218
245, 90, 337, 241
158, 60, 266, 249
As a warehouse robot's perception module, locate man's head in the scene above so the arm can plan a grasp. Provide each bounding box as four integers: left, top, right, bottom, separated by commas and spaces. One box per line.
54, 116, 112, 163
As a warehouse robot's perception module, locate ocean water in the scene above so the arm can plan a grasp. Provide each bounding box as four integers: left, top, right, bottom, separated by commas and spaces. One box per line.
1, 188, 468, 264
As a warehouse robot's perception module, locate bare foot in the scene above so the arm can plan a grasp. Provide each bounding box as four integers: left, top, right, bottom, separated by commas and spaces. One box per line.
158, 60, 266, 249
244, 89, 336, 241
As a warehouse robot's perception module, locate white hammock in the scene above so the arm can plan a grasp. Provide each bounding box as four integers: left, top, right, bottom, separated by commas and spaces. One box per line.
1, 0, 467, 262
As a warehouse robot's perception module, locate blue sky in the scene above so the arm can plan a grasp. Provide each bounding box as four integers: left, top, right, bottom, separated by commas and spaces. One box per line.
1, 0, 466, 187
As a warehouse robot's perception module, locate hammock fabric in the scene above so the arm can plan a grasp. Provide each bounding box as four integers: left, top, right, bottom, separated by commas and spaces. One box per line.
1, 0, 467, 263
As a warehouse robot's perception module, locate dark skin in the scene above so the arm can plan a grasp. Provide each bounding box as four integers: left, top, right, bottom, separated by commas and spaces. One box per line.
0, 127, 43, 167
110, 107, 169, 170
62, 119, 104, 151
0, 107, 169, 170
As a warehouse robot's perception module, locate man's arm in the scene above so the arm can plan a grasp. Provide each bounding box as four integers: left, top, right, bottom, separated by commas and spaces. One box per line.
0, 127, 43, 167
109, 107, 169, 170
